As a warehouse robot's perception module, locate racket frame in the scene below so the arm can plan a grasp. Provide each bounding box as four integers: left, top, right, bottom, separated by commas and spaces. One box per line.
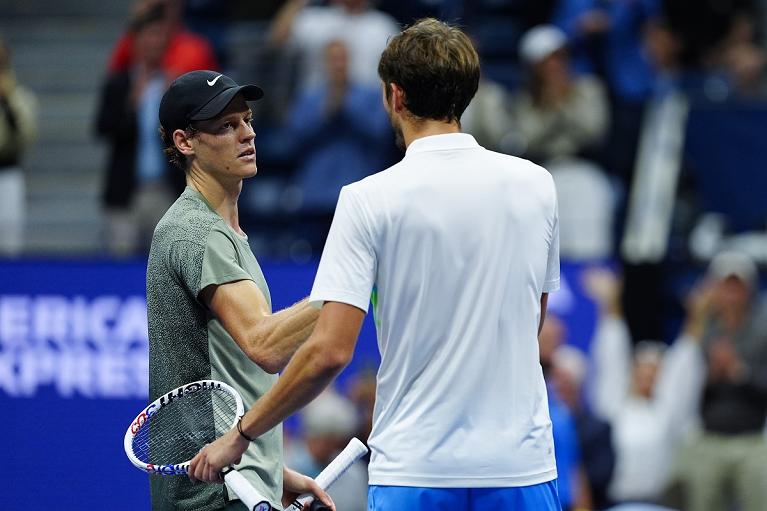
123, 379, 244, 475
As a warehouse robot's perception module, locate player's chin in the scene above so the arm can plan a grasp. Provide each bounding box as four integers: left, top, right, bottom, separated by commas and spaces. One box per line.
244, 164, 258, 178
236, 158, 258, 177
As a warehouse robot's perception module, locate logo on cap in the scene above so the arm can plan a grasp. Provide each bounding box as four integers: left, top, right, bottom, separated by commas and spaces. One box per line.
207, 75, 223, 87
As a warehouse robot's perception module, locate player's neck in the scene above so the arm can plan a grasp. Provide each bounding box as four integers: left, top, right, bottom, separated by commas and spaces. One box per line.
186, 172, 245, 234
401, 118, 461, 148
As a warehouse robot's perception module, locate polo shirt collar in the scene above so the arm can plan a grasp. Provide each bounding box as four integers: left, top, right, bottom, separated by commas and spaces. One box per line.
405, 132, 480, 156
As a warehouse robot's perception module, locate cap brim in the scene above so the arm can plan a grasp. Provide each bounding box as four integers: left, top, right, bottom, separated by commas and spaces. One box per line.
190, 84, 264, 121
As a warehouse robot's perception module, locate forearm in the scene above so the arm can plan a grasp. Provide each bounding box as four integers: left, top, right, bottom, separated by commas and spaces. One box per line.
241, 336, 348, 439
7, 90, 37, 147
253, 298, 319, 373
268, 0, 306, 47
590, 315, 632, 420
655, 335, 705, 427
189, 303, 364, 484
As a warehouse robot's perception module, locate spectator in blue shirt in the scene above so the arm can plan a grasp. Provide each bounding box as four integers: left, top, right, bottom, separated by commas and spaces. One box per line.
285, 39, 390, 252
540, 314, 594, 511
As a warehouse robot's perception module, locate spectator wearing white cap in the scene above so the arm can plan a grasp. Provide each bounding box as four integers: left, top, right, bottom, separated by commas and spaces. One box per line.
508, 25, 616, 261
672, 251, 767, 511
508, 24, 609, 164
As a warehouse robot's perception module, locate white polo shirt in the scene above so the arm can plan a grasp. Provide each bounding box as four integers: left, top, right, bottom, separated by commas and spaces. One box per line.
310, 133, 560, 487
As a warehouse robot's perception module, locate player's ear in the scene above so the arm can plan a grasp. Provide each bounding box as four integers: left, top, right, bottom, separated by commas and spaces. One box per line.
173, 128, 195, 157
389, 82, 405, 113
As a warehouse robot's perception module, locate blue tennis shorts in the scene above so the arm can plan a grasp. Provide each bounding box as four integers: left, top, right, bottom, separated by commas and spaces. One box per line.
368, 480, 561, 510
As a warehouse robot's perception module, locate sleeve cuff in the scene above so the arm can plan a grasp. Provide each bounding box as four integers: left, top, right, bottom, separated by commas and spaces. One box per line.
309, 289, 371, 313
543, 278, 560, 293
199, 271, 253, 291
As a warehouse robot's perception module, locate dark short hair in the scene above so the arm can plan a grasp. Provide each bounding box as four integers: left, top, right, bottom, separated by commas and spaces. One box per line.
159, 125, 197, 170
378, 18, 480, 123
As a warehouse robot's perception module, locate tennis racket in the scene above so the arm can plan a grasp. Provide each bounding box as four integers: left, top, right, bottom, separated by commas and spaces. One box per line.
124, 379, 272, 511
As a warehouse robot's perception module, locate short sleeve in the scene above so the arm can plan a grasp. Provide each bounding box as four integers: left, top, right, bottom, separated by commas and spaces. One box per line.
543, 194, 560, 293
310, 186, 376, 312
200, 226, 253, 290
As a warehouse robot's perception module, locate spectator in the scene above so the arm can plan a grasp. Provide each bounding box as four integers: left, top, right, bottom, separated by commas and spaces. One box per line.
553, 0, 662, 183
540, 315, 595, 511
287, 389, 369, 511
108, 0, 218, 79
268, 0, 398, 91
673, 251, 767, 511
284, 39, 390, 252
0, 37, 37, 256
552, 345, 616, 510
510, 25, 614, 261
706, 3, 766, 98
510, 24, 609, 164
461, 77, 514, 152
347, 370, 377, 446
585, 269, 705, 506
95, 8, 184, 255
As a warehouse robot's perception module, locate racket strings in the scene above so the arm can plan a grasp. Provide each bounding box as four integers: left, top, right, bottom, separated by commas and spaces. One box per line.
132, 387, 239, 465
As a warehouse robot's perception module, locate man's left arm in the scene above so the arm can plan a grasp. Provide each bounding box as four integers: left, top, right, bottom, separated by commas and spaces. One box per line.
188, 301, 365, 483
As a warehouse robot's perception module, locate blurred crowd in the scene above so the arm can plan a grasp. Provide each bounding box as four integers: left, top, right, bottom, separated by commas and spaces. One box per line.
540, 256, 767, 511
81, 0, 767, 265
2, 0, 767, 510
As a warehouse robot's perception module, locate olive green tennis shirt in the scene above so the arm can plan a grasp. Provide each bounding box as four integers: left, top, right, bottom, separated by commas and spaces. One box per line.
146, 187, 282, 511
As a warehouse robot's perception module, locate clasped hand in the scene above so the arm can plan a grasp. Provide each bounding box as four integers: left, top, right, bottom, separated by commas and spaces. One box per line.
188, 427, 336, 510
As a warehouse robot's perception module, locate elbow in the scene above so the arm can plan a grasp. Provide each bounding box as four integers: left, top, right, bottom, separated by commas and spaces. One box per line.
251, 349, 283, 374
245, 329, 285, 374
310, 338, 353, 377
324, 347, 354, 374
245, 344, 282, 374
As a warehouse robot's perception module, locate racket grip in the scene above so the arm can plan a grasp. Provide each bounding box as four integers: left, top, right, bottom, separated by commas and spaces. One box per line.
285, 437, 369, 511
224, 469, 272, 511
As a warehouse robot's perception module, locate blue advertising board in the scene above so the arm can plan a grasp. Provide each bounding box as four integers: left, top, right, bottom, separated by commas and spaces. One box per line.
0, 258, 596, 510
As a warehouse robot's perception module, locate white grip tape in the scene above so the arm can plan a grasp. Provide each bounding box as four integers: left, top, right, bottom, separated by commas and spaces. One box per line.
224, 470, 271, 511
286, 437, 369, 510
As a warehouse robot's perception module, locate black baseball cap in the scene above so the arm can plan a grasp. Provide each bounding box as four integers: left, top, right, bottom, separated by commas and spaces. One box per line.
159, 70, 264, 136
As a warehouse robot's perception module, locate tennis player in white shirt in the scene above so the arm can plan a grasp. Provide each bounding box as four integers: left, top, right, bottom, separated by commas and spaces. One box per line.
191, 18, 562, 510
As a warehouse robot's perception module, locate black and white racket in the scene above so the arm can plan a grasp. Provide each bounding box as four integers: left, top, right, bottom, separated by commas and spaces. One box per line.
124, 380, 272, 510
124, 379, 369, 511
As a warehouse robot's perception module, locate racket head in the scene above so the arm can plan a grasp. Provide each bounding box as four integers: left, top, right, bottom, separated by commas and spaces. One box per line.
124, 379, 244, 475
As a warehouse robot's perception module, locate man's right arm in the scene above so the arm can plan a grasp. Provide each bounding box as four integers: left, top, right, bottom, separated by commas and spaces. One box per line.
267, 0, 309, 47
539, 293, 549, 334
200, 280, 319, 374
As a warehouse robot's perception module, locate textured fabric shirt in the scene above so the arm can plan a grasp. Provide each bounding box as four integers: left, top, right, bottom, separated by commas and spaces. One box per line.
147, 186, 282, 510
310, 133, 560, 487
